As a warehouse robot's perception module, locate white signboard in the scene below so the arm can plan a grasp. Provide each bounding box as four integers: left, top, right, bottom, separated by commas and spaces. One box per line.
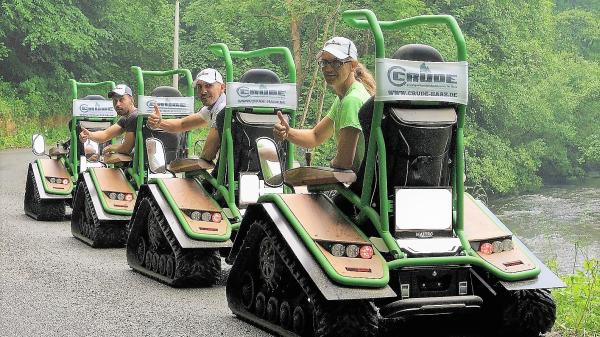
226, 82, 297, 110
138, 96, 194, 115
376, 59, 468, 105
72, 99, 117, 117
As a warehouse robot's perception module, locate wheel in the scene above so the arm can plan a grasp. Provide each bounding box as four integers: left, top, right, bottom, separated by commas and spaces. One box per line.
241, 271, 255, 310
494, 288, 556, 337
255, 292, 266, 318
158, 255, 167, 275
151, 252, 160, 273
258, 236, 283, 290
145, 251, 153, 269
266, 296, 279, 323
136, 237, 147, 264
279, 300, 291, 329
292, 305, 306, 335
165, 255, 175, 279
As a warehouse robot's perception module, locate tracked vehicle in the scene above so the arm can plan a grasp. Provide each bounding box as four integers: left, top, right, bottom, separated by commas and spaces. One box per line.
25, 80, 117, 221
70, 67, 195, 247
126, 43, 298, 287
225, 9, 564, 337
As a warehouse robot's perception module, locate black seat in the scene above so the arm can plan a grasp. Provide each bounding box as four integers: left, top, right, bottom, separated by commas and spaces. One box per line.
142, 86, 188, 167
351, 44, 457, 208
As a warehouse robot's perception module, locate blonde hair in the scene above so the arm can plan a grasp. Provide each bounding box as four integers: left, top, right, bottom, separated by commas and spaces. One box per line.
354, 62, 376, 96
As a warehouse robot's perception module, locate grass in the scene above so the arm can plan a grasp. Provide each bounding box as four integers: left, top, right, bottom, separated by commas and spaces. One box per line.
551, 258, 600, 337
0, 115, 70, 150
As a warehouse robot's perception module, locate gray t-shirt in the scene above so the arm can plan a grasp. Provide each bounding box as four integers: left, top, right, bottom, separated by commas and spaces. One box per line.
116, 109, 138, 132
198, 93, 226, 128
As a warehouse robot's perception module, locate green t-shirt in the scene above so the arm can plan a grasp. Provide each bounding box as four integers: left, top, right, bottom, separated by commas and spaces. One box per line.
325, 81, 370, 172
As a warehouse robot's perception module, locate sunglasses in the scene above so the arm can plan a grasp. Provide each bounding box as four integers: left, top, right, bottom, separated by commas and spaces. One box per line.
317, 59, 350, 69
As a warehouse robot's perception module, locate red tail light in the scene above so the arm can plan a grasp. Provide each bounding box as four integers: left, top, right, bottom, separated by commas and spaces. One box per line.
211, 212, 222, 223
359, 245, 374, 259
480, 242, 493, 255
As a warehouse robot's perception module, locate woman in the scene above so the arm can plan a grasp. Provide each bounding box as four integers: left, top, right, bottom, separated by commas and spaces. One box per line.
274, 37, 375, 172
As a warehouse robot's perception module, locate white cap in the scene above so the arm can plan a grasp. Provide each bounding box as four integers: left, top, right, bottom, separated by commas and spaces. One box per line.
108, 84, 133, 98
321, 37, 358, 61
193, 68, 224, 87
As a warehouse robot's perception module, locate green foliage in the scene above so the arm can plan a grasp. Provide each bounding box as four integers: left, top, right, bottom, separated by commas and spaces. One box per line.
0, 0, 599, 195
552, 259, 600, 337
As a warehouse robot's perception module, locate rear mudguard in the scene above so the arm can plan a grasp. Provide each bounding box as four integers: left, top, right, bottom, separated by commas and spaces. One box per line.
142, 182, 232, 248
80, 172, 130, 222
88, 167, 136, 216
33, 159, 73, 198
230, 198, 396, 301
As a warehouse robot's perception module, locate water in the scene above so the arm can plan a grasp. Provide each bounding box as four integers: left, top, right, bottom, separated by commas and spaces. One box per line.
487, 183, 600, 275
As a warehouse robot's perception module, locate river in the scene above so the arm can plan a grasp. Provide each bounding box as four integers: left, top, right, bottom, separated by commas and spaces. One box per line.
487, 179, 600, 275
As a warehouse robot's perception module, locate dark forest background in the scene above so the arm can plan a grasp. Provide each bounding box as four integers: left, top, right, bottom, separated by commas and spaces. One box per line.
1, 0, 598, 194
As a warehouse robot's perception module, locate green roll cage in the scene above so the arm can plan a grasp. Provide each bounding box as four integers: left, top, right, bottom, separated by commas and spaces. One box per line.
205, 43, 298, 218
67, 79, 117, 179
128, 66, 194, 188
336, 9, 541, 282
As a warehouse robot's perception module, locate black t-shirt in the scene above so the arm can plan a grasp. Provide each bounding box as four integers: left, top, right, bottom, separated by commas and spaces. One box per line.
116, 109, 138, 132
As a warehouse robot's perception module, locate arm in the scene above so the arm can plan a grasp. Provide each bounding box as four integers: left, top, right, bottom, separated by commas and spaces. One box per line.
273, 111, 334, 148
148, 104, 208, 133
288, 117, 334, 149
102, 131, 135, 155
201, 128, 220, 161
330, 127, 360, 170
149, 110, 208, 133
80, 124, 123, 144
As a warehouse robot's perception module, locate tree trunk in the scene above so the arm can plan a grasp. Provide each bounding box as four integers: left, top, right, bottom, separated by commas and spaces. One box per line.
287, 0, 302, 89
300, 0, 342, 126
315, 0, 342, 122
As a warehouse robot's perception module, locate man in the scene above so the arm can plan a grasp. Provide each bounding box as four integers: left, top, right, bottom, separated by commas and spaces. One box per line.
79, 84, 137, 156
147, 68, 226, 162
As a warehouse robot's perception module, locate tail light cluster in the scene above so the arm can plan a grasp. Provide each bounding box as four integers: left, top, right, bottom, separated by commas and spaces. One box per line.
478, 238, 513, 255
319, 241, 374, 259
105, 191, 134, 202
185, 209, 222, 223
47, 177, 69, 185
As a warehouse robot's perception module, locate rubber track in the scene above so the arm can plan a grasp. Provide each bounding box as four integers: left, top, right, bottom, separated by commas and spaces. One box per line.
233, 220, 378, 337
71, 179, 127, 248
24, 164, 65, 221
497, 288, 556, 337
128, 193, 220, 287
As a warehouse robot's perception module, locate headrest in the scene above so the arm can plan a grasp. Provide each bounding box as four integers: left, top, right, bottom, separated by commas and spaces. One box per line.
240, 69, 280, 84
392, 44, 444, 62
150, 86, 182, 97
81, 94, 107, 100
